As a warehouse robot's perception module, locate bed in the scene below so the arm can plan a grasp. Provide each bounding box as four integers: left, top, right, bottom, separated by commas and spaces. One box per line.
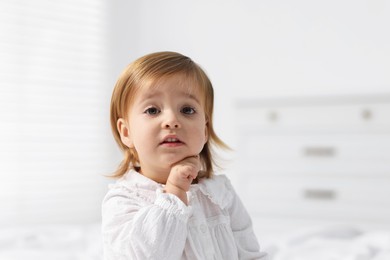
260, 225, 390, 260
0, 224, 389, 260
0, 223, 102, 260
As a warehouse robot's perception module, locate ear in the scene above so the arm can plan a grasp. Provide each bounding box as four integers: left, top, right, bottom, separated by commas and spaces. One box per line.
117, 118, 134, 148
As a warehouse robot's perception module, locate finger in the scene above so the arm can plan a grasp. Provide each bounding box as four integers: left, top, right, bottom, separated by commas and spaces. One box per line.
172, 155, 200, 168
189, 168, 199, 179
185, 154, 200, 160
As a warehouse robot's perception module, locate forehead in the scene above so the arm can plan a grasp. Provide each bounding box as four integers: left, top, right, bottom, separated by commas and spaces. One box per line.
140, 74, 204, 101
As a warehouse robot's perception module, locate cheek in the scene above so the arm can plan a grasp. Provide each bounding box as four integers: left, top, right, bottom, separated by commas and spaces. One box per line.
193, 125, 208, 148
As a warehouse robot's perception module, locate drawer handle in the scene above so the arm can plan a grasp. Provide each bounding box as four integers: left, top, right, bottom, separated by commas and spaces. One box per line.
304, 147, 336, 157
304, 189, 336, 200
267, 111, 279, 122
361, 108, 373, 120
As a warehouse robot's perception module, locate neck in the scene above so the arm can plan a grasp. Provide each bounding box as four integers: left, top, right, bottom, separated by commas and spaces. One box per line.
139, 165, 170, 184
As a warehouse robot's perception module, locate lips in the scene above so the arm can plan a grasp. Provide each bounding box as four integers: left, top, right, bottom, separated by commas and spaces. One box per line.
160, 135, 184, 145
164, 137, 180, 143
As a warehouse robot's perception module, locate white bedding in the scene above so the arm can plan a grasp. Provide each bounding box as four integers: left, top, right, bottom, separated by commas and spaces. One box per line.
263, 226, 390, 260
1, 224, 389, 260
0, 223, 102, 260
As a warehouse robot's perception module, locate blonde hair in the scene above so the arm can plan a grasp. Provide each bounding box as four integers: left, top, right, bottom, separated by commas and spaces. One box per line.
110, 51, 228, 179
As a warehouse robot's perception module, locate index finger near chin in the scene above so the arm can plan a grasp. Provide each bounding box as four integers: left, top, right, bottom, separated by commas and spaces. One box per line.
183, 154, 199, 161
178, 155, 200, 165
171, 155, 200, 170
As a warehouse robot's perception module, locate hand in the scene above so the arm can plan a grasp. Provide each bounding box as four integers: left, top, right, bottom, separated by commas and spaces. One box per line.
165, 155, 201, 205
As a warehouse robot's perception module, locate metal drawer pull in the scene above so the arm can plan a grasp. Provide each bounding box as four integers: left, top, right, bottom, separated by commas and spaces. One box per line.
267, 111, 279, 122
361, 108, 373, 120
304, 189, 336, 200
304, 147, 336, 157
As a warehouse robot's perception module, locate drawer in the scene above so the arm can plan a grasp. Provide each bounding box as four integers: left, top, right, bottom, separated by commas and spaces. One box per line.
240, 161, 390, 178
239, 134, 390, 160
237, 177, 390, 222
236, 134, 390, 175
236, 102, 390, 133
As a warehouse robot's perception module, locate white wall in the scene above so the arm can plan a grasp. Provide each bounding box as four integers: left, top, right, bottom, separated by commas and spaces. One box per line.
109, 1, 390, 174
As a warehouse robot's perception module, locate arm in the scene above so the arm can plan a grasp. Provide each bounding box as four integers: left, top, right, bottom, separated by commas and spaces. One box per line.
102, 187, 191, 260
102, 156, 199, 260
228, 184, 268, 259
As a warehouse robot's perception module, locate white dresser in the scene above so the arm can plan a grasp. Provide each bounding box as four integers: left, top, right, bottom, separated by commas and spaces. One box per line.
234, 95, 390, 237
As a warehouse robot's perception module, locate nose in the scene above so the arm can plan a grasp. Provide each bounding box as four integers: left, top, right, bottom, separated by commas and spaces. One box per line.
162, 111, 181, 129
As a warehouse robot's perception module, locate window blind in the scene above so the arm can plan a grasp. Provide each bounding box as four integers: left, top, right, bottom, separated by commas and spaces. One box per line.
0, 0, 115, 226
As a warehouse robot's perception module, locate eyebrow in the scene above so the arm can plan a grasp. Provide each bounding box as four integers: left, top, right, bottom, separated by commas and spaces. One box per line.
142, 90, 201, 104
184, 93, 201, 104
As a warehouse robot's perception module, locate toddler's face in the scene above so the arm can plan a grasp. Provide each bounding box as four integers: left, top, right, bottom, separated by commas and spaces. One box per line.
119, 74, 208, 184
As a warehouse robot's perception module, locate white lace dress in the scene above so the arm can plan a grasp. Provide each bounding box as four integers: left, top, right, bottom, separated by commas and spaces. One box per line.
102, 170, 268, 260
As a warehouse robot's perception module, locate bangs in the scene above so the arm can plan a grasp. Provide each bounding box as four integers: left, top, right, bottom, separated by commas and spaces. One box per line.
148, 72, 205, 98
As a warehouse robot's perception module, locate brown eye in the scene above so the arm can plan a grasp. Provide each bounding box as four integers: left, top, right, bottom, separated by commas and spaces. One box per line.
144, 107, 160, 115
181, 106, 196, 115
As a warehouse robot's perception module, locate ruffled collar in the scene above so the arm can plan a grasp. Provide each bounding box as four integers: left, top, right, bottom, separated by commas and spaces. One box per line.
120, 169, 163, 191
196, 174, 234, 209
119, 170, 234, 209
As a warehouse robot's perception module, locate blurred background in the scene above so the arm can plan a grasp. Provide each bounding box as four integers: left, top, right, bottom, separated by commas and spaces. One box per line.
0, 0, 389, 259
